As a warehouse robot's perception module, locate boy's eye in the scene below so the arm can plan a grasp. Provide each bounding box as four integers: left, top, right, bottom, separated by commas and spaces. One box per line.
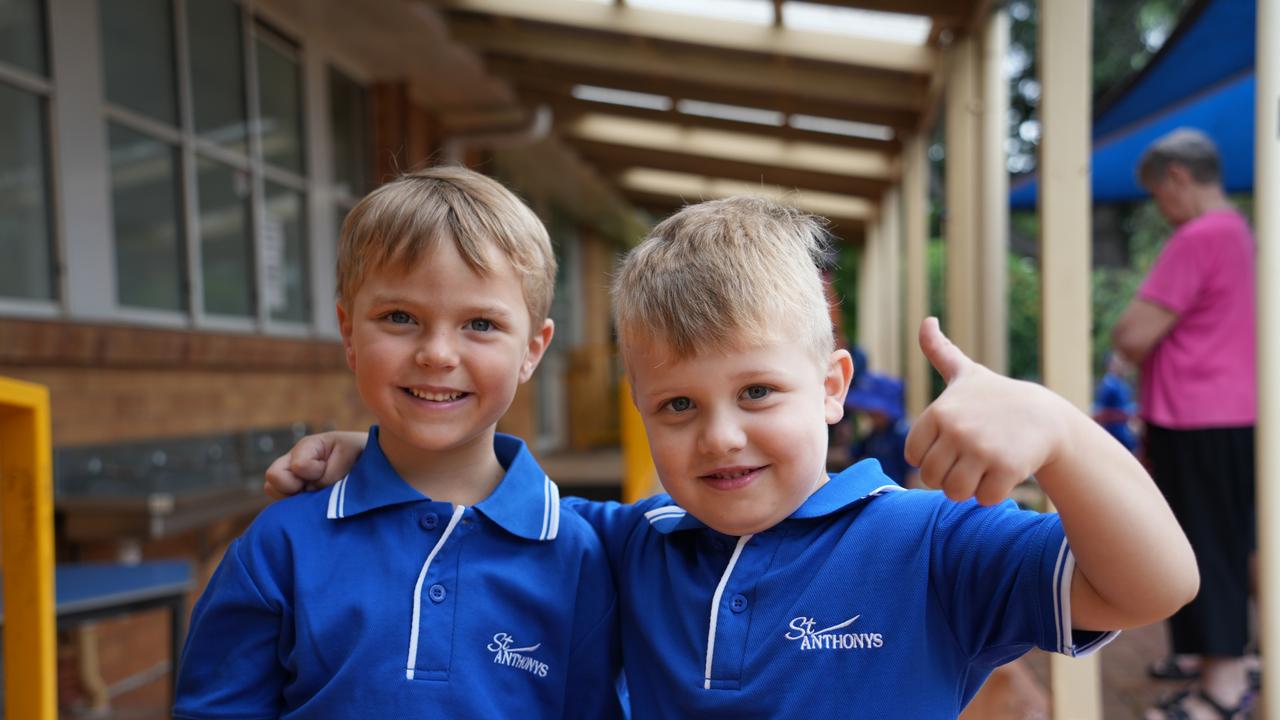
665, 397, 693, 413
742, 385, 772, 401
385, 310, 414, 324
467, 318, 494, 332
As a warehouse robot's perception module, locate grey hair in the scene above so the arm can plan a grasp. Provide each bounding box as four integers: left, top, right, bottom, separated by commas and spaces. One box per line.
1137, 128, 1222, 186
612, 196, 836, 364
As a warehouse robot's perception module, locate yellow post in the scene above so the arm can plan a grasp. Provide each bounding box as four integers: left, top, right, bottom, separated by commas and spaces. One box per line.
620, 378, 659, 503
0, 376, 57, 720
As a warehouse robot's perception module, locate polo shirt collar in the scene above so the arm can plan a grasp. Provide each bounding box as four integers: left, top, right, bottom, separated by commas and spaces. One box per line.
644, 459, 900, 535
326, 428, 561, 542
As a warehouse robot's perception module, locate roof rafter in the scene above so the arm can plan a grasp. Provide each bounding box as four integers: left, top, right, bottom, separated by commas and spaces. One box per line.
482, 55, 921, 130
616, 167, 875, 229
447, 17, 926, 115
566, 114, 896, 182
573, 139, 890, 198
438, 0, 935, 74
523, 90, 902, 152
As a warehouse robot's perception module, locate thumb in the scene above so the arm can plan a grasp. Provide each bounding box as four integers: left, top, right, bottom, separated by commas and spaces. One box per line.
918, 316, 973, 384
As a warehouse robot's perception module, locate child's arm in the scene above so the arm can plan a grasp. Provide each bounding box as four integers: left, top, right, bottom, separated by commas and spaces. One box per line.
905, 318, 1197, 631
264, 431, 367, 499
174, 539, 287, 718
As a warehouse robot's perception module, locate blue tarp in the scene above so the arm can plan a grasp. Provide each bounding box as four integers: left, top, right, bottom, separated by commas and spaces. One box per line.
1009, 0, 1256, 208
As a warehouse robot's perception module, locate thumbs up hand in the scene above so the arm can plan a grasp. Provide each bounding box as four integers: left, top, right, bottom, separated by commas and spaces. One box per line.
904, 318, 1070, 506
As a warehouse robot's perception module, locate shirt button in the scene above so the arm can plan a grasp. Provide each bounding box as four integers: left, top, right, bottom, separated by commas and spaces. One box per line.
420, 513, 438, 530
428, 584, 447, 603
729, 593, 748, 613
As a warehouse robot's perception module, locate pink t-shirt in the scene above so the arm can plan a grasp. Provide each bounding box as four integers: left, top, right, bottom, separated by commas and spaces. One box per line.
1138, 209, 1256, 428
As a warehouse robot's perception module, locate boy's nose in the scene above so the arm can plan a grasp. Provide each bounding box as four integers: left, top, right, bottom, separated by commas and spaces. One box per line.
697, 412, 746, 456
415, 332, 460, 369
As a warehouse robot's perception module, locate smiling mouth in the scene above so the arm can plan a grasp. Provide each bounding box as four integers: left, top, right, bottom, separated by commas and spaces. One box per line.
699, 465, 768, 490
403, 387, 470, 402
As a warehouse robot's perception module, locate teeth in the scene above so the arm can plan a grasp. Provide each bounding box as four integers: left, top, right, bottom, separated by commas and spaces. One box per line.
709, 468, 752, 479
408, 388, 464, 402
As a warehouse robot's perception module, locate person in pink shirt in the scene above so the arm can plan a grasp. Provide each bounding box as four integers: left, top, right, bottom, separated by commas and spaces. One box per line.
1113, 128, 1256, 720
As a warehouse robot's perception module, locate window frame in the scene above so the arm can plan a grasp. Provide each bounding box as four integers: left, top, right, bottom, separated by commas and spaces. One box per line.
0, 0, 61, 318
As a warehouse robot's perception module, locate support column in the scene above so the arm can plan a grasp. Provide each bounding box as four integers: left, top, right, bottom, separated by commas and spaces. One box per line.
880, 188, 904, 379
1255, 0, 1279, 716
1039, 0, 1101, 717
945, 37, 981, 357
904, 137, 930, 417
979, 9, 1010, 374
859, 222, 883, 371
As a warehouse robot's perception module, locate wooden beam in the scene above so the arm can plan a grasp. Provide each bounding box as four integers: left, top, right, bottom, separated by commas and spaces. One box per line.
780, 0, 964, 24
566, 114, 895, 181
521, 89, 903, 152
571, 139, 890, 199
978, 9, 1009, 374
441, 0, 935, 74
617, 167, 874, 221
619, 188, 867, 243
902, 136, 929, 418
1039, 0, 1101, 712
944, 37, 980, 357
449, 17, 927, 114
1255, 0, 1279, 714
484, 55, 921, 130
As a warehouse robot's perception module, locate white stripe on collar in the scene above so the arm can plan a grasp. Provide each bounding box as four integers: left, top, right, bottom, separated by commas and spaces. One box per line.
325, 476, 350, 520
539, 475, 560, 541
644, 506, 686, 523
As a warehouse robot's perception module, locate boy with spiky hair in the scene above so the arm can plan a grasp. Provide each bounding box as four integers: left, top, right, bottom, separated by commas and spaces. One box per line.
270, 196, 1197, 718
175, 167, 623, 719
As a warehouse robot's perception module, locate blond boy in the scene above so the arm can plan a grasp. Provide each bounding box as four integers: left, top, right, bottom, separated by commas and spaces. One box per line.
175, 168, 623, 719
270, 196, 1197, 717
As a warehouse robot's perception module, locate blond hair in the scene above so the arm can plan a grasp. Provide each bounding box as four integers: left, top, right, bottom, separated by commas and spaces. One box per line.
337, 166, 556, 326
613, 196, 835, 363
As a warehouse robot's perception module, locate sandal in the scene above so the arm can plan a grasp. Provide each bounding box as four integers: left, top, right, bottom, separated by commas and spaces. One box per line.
1148, 689, 1253, 719
1149, 655, 1202, 681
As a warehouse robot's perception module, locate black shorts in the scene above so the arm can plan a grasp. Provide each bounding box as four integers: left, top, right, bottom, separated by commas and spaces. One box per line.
1145, 423, 1255, 656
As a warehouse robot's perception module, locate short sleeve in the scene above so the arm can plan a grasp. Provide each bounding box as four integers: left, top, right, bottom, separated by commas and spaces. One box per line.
562, 496, 653, 569
928, 500, 1117, 667
1138, 231, 1206, 315
173, 538, 290, 720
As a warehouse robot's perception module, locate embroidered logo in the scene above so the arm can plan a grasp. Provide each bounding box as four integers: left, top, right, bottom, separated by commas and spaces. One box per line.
486, 633, 550, 677
784, 615, 885, 651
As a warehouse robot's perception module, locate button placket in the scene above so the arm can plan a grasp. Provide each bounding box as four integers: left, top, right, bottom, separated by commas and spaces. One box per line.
706, 532, 776, 690
407, 506, 464, 681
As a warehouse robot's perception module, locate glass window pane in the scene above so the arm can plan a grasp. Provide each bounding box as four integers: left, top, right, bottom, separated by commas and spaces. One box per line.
109, 122, 185, 311
99, 0, 178, 125
0, 0, 47, 76
256, 33, 304, 174
197, 156, 254, 316
0, 83, 54, 300
188, 0, 248, 153
264, 181, 308, 322
329, 68, 368, 197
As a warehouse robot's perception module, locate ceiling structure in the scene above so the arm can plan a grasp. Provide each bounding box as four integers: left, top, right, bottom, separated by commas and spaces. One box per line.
428, 0, 994, 241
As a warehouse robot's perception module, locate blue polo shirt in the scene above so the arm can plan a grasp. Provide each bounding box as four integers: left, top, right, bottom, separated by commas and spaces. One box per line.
567, 460, 1116, 719
175, 429, 623, 720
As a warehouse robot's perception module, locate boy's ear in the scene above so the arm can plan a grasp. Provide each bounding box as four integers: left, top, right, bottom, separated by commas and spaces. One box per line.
336, 301, 357, 372
519, 318, 555, 383
823, 348, 854, 425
